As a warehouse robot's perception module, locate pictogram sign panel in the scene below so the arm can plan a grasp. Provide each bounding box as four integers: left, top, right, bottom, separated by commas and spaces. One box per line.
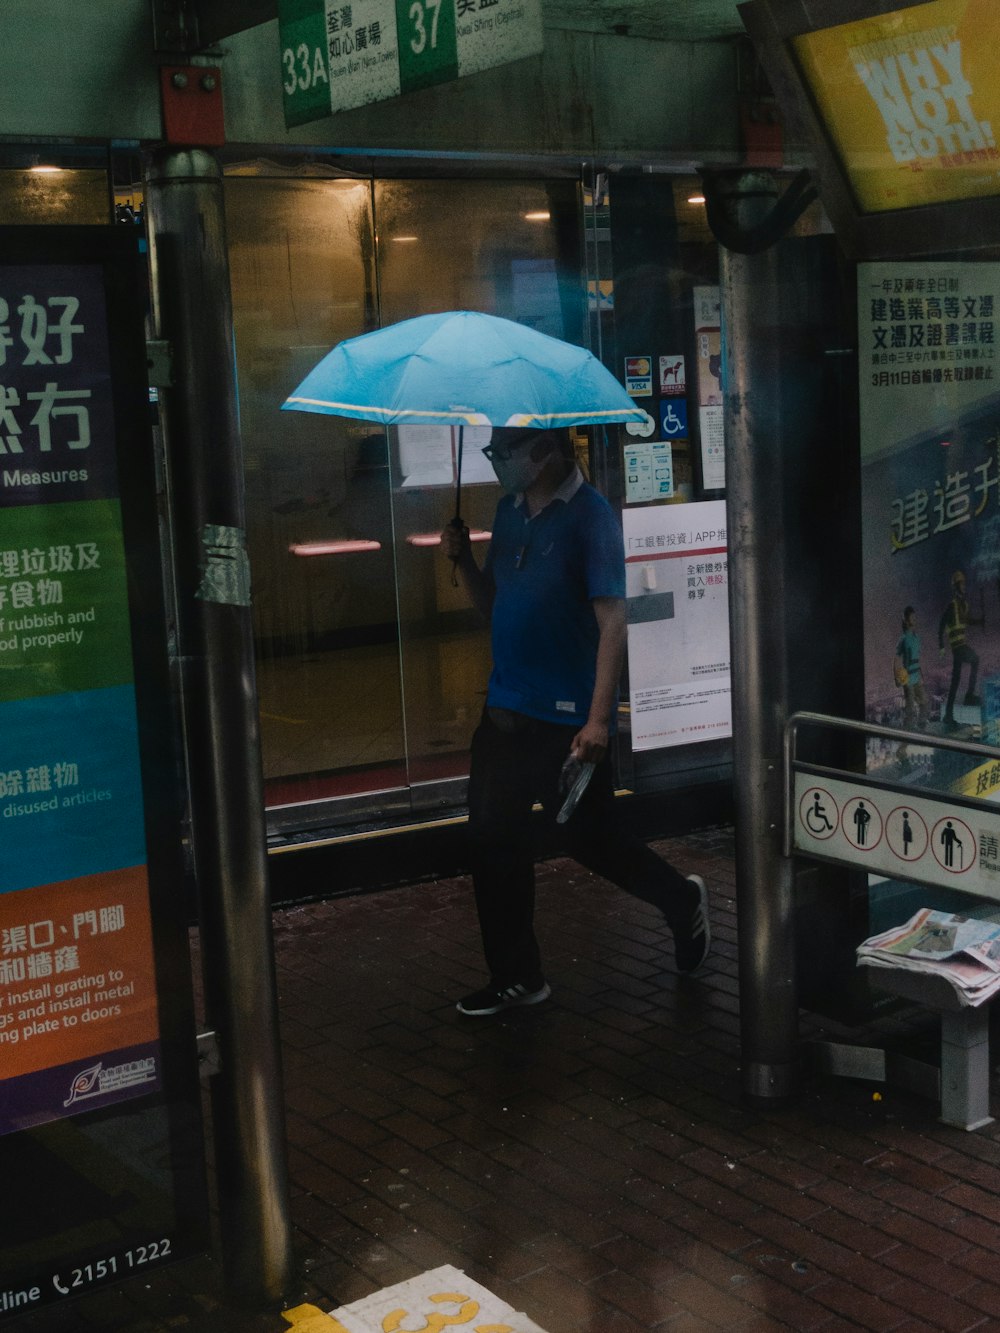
794, 770, 1000, 897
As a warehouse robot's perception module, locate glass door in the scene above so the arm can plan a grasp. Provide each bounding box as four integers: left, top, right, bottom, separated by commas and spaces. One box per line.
225, 170, 411, 824
375, 178, 586, 805
226, 167, 586, 827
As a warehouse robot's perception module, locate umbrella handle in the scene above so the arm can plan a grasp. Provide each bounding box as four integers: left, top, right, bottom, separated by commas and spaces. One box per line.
447, 514, 468, 588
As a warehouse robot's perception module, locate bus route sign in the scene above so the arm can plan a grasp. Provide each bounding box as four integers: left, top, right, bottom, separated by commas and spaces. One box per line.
279, 0, 543, 126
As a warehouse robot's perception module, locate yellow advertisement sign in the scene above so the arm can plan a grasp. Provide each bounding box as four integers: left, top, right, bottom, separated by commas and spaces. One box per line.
795, 0, 1000, 213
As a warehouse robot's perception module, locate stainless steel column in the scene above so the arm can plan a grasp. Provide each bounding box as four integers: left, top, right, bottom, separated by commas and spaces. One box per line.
718, 171, 798, 1104
145, 148, 294, 1303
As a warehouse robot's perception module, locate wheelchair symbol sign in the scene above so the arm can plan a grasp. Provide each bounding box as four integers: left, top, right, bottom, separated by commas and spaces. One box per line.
660, 399, 688, 438
799, 787, 838, 841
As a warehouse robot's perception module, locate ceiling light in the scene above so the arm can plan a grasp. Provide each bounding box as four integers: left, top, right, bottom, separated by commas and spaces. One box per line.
687, 193, 706, 205
391, 235, 419, 243
524, 210, 550, 221
30, 165, 63, 174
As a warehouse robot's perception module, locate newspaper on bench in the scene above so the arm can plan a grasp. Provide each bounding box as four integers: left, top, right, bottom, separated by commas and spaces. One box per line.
857, 909, 1000, 1007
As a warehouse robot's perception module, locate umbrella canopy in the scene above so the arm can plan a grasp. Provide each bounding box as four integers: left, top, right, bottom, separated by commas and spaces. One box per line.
282, 309, 647, 430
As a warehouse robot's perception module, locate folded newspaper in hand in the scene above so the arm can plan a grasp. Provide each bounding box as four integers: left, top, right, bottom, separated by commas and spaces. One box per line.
856, 908, 1000, 1007
556, 756, 595, 824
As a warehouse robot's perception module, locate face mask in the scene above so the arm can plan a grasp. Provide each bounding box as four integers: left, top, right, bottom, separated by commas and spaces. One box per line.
490, 445, 548, 495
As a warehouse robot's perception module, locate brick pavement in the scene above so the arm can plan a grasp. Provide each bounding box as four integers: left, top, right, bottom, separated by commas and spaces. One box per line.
9, 823, 1000, 1332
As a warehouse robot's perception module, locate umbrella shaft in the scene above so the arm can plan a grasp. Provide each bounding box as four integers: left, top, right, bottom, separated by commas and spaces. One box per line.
454, 424, 464, 521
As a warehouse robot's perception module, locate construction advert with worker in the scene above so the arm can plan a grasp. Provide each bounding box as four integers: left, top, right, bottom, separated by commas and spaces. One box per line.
860, 260, 1000, 802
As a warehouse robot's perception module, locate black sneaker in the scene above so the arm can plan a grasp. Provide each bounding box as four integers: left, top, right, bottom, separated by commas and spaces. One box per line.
456, 980, 551, 1016
674, 875, 710, 974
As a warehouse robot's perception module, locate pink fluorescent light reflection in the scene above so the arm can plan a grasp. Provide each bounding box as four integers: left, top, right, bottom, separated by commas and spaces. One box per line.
289, 540, 382, 556
406, 530, 492, 547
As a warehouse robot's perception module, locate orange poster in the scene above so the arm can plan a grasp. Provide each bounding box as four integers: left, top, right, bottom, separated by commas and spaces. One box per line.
0, 866, 160, 1126
795, 0, 1000, 212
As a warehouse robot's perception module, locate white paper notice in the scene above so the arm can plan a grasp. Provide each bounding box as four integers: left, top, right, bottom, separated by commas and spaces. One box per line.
397, 424, 494, 487
699, 405, 726, 489
623, 500, 731, 751
623, 439, 673, 503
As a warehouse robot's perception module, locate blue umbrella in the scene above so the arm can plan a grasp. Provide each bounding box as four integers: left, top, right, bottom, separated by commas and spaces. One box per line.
282, 310, 646, 518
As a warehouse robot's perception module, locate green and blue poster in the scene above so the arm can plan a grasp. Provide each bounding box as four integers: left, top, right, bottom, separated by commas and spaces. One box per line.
0, 233, 207, 1317
0, 264, 163, 1132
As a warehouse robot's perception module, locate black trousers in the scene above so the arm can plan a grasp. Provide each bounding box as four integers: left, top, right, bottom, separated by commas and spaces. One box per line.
467, 709, 693, 985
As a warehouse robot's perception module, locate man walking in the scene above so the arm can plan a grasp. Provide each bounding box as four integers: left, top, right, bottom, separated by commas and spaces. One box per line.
443, 427, 710, 1017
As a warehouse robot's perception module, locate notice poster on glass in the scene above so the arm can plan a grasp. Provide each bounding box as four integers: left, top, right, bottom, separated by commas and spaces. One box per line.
623, 438, 673, 503
397, 423, 494, 488
622, 500, 731, 750
0, 264, 162, 1133
693, 286, 725, 489
859, 261, 1000, 800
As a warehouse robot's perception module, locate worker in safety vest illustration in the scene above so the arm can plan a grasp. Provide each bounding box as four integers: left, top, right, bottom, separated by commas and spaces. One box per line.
938, 569, 983, 729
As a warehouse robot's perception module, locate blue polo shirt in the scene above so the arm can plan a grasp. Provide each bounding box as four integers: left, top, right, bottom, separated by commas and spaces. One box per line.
484, 467, 625, 726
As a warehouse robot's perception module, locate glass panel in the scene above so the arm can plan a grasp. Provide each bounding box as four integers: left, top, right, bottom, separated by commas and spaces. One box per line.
375, 179, 586, 795
602, 173, 733, 778
0, 168, 108, 224
225, 174, 409, 810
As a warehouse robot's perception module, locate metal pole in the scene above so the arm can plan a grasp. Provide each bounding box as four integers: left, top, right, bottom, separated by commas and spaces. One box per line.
144, 147, 294, 1304
718, 171, 799, 1104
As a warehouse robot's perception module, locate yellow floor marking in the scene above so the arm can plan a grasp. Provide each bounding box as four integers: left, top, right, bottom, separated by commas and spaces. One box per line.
282, 1304, 352, 1332
283, 1266, 547, 1332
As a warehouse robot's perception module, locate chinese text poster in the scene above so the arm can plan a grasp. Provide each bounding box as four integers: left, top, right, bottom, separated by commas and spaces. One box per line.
622, 500, 731, 750
693, 286, 725, 489
0, 265, 161, 1133
860, 261, 1000, 801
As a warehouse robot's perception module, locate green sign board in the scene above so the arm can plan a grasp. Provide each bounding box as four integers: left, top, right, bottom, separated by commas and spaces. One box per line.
279, 0, 543, 126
